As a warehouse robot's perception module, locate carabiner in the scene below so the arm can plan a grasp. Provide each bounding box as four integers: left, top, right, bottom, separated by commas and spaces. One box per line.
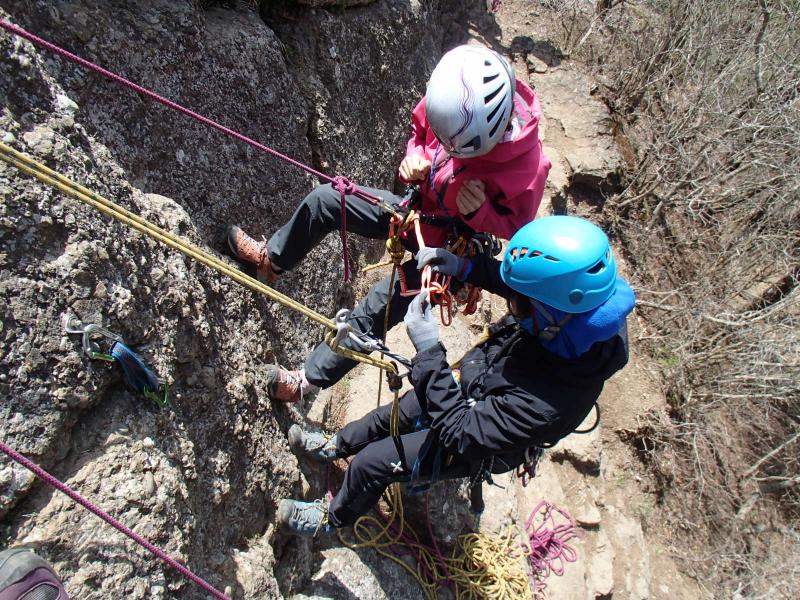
63, 314, 123, 361
333, 308, 352, 348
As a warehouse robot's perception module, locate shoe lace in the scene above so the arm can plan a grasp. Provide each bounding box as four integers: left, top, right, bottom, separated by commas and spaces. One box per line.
255, 235, 269, 270
305, 431, 333, 452
276, 367, 304, 401
291, 499, 329, 535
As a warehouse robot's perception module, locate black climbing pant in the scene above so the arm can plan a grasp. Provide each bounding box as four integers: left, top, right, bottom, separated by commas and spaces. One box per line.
327, 388, 473, 528
266, 183, 421, 388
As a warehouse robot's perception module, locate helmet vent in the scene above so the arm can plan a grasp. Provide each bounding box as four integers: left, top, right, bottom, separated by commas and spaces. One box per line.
587, 260, 605, 274
484, 73, 499, 84
511, 247, 533, 261
484, 85, 502, 104
464, 135, 481, 152
486, 98, 504, 124
544, 255, 559, 262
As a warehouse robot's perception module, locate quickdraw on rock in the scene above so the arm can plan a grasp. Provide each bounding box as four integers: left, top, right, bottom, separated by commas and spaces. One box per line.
64, 314, 169, 408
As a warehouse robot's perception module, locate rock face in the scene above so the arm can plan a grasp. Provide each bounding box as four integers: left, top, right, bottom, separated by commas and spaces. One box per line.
0, 0, 453, 597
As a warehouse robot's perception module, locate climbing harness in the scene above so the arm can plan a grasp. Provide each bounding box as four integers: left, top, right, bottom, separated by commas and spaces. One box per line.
0, 19, 399, 281
574, 403, 601, 434
0, 441, 231, 600
63, 314, 169, 407
382, 210, 486, 327
0, 142, 397, 376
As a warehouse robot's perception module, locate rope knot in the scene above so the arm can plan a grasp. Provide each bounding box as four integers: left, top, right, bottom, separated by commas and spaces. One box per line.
332, 175, 358, 196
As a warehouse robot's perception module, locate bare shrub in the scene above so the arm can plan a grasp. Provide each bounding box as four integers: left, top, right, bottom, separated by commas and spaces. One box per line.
547, 0, 800, 595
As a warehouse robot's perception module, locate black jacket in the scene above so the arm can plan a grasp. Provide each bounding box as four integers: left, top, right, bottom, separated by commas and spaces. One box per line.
410, 254, 629, 471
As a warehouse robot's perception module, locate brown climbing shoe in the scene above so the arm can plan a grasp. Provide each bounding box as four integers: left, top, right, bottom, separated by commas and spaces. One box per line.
226, 225, 280, 283
265, 365, 317, 403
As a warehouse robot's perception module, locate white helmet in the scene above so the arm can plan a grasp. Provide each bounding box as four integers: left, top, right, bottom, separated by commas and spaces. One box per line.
425, 45, 516, 158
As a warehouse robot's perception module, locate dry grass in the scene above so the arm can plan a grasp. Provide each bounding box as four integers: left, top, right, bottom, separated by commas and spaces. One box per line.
546, 0, 800, 595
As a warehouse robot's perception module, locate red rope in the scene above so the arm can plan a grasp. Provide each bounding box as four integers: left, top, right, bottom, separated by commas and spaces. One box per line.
525, 500, 581, 594
0, 440, 231, 600
332, 175, 358, 281
0, 18, 381, 281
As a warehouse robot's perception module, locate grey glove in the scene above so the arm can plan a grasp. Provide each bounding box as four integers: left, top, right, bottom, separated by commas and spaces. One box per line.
404, 292, 440, 352
416, 247, 467, 278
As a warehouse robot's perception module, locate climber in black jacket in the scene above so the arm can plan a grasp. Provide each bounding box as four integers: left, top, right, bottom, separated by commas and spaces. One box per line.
277, 216, 636, 535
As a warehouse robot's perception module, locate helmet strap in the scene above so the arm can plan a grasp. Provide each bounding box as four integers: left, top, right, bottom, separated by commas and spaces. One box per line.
530, 299, 573, 342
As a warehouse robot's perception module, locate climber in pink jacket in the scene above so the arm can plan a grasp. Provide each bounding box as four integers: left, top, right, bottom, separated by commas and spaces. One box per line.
399, 77, 551, 248
227, 44, 551, 402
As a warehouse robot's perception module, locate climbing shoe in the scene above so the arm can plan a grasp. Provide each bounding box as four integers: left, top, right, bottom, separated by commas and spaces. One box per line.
0, 548, 70, 600
288, 424, 339, 462
226, 225, 281, 283
264, 365, 317, 403
277, 498, 335, 536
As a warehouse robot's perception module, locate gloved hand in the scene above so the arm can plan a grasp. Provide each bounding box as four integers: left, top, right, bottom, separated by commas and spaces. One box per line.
404, 292, 440, 353
416, 247, 467, 278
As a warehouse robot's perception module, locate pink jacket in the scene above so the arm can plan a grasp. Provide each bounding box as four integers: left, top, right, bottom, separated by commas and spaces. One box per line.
402, 80, 551, 247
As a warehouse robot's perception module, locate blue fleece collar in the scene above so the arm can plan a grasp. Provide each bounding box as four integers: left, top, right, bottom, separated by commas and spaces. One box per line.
522, 279, 636, 359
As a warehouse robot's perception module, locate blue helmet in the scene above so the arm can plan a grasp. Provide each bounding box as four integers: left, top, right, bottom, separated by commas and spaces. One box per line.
501, 216, 618, 313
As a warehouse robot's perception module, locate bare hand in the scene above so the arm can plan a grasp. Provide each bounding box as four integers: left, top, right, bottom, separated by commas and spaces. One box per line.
399, 155, 432, 182
456, 180, 486, 216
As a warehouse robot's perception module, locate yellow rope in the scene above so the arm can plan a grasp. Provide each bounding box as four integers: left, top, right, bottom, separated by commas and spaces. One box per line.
375, 263, 398, 408
0, 142, 396, 372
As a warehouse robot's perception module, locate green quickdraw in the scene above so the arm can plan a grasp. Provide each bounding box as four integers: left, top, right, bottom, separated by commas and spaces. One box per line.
63, 314, 169, 408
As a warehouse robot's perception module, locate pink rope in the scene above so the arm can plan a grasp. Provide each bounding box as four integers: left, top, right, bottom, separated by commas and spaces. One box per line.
0, 18, 381, 281
525, 500, 580, 593
332, 175, 358, 282
0, 440, 231, 600
424, 491, 453, 590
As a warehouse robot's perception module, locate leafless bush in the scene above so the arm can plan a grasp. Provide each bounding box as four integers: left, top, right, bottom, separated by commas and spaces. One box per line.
548, 0, 800, 595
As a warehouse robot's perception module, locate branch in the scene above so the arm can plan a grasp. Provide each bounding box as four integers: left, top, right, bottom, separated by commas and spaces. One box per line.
754, 0, 770, 95
741, 430, 800, 480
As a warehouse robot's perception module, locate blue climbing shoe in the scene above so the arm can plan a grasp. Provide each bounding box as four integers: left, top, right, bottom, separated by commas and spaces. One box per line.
277, 498, 335, 536
287, 425, 339, 462
0, 548, 69, 600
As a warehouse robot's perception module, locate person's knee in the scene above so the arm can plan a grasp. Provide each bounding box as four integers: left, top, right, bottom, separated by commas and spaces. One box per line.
304, 183, 339, 215
347, 450, 372, 482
